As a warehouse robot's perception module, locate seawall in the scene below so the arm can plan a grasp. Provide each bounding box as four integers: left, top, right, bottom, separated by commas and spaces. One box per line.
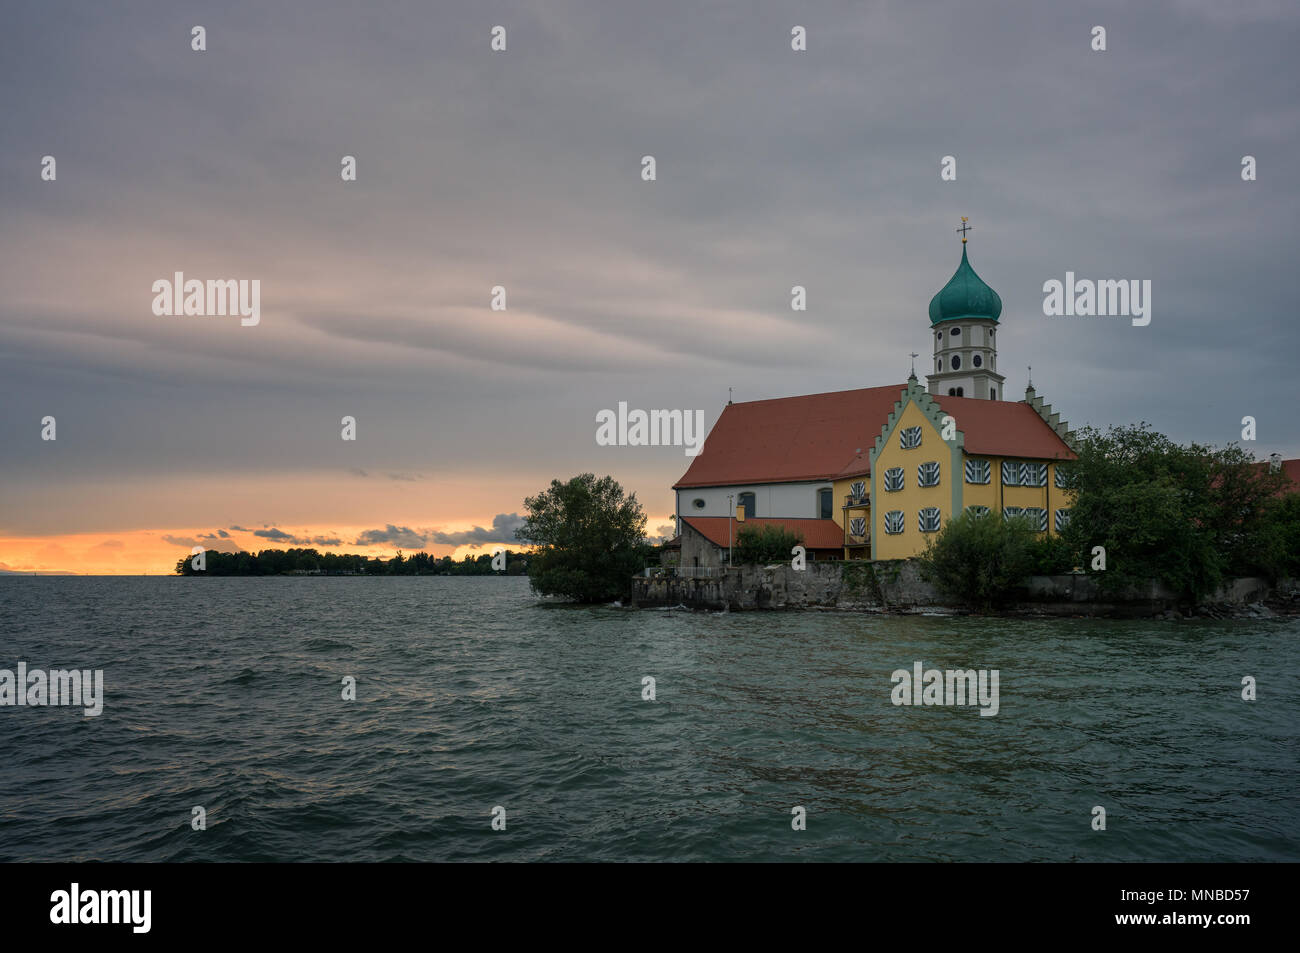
630, 561, 1290, 616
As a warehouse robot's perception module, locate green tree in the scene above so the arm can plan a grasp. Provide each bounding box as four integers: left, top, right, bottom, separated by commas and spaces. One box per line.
917, 510, 1040, 613
1059, 423, 1287, 601
732, 524, 803, 564
515, 473, 648, 602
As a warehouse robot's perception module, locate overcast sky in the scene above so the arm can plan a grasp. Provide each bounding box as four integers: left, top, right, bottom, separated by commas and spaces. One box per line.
1, 0, 1296, 572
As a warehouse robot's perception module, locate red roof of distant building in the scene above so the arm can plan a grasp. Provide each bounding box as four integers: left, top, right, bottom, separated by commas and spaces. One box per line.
681, 516, 845, 550
674, 385, 1075, 488
1257, 458, 1300, 496
1281, 459, 1300, 491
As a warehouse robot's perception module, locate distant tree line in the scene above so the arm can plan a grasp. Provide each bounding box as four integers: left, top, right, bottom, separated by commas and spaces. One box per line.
174, 547, 529, 576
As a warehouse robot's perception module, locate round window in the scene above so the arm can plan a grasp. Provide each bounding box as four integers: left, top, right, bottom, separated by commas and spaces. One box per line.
692, 498, 705, 509
951, 355, 961, 370
973, 354, 982, 368
951, 327, 961, 336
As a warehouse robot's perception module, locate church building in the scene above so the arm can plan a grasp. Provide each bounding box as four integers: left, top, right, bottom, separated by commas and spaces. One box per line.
672, 226, 1078, 567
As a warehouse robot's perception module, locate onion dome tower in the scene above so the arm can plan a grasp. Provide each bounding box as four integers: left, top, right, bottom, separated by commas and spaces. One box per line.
926, 218, 1006, 400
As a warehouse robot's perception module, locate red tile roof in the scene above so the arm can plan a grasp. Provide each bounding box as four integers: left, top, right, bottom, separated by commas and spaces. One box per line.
1256, 458, 1300, 496
675, 385, 905, 488
674, 385, 1075, 488
681, 516, 845, 550
1282, 459, 1300, 492
930, 394, 1075, 460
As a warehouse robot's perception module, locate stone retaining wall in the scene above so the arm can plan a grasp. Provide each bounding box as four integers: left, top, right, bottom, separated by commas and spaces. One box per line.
629, 561, 1281, 616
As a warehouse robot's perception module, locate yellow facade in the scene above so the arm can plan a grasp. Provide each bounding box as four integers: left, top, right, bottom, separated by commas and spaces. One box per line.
960, 457, 1074, 520
871, 402, 954, 560
833, 474, 871, 557
863, 387, 1077, 560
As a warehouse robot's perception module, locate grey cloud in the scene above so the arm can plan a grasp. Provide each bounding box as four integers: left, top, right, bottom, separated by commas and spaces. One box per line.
428, 513, 525, 546
250, 528, 343, 547
253, 528, 296, 542
1, 0, 1298, 537
353, 525, 428, 548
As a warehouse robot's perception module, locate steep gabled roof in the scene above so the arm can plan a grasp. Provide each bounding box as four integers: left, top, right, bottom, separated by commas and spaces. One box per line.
674, 385, 905, 489
929, 394, 1075, 460
674, 384, 1076, 489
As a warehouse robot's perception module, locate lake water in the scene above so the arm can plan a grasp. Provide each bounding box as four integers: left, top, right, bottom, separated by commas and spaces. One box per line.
1, 576, 1296, 862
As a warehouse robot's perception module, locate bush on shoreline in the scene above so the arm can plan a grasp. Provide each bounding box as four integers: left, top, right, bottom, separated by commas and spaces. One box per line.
515, 473, 650, 602
917, 510, 1042, 613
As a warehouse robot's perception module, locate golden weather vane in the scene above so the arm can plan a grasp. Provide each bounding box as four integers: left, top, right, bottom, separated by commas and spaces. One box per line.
957, 216, 971, 243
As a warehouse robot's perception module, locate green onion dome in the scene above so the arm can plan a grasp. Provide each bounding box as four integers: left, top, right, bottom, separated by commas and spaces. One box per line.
928, 245, 1002, 324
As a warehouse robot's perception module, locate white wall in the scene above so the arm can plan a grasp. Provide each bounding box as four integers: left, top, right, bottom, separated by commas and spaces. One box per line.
677, 481, 834, 521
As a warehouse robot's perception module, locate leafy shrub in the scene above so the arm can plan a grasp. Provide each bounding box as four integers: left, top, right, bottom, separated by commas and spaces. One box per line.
732, 524, 804, 565
916, 510, 1039, 612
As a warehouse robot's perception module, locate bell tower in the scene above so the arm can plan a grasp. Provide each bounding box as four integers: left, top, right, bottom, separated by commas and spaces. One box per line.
926, 219, 1006, 400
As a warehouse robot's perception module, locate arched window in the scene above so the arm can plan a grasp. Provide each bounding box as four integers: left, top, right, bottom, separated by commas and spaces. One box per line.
818, 488, 833, 519
948, 387, 956, 396
956, 386, 964, 396
738, 492, 755, 518
973, 354, 982, 368
990, 388, 996, 399
951, 355, 961, 370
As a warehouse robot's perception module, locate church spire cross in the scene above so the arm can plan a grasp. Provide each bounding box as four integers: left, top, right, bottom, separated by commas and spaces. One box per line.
909, 352, 919, 378
956, 216, 972, 244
